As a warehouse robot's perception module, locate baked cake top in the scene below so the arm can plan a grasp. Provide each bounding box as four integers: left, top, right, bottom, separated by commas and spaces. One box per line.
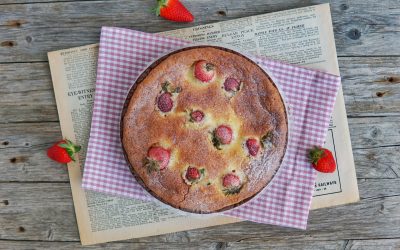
121, 46, 288, 213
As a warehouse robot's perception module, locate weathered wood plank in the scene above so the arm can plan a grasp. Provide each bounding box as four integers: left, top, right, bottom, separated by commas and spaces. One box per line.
0, 180, 399, 242
346, 239, 400, 250
349, 117, 400, 149
0, 105, 58, 123
0, 122, 61, 150
333, 0, 400, 57
0, 120, 71, 182
0, 183, 78, 241
1, 56, 399, 123
0, 143, 70, 182
0, 62, 57, 123
353, 146, 400, 179
0, 239, 348, 249
0, 0, 400, 62
0, 122, 69, 182
1, 238, 399, 249
358, 178, 400, 199
0, 120, 399, 182
1, 118, 398, 151
0, 0, 398, 247
339, 57, 400, 117
1, 146, 398, 182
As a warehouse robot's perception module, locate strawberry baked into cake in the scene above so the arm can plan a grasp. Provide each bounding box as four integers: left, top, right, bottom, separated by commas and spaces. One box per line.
121, 46, 288, 213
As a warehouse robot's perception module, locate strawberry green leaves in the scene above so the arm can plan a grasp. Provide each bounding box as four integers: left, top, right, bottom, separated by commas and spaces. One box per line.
58, 139, 81, 161
47, 139, 81, 164
162, 81, 182, 93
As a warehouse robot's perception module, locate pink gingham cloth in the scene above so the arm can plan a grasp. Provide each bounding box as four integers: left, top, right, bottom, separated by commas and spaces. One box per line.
82, 27, 340, 229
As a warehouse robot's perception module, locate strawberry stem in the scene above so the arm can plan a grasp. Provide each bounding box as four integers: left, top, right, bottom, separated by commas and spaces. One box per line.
205, 63, 214, 71
59, 139, 81, 162
261, 131, 273, 149
211, 131, 222, 150
223, 186, 242, 196
308, 146, 325, 164
162, 81, 170, 92
144, 158, 160, 173
154, 0, 168, 16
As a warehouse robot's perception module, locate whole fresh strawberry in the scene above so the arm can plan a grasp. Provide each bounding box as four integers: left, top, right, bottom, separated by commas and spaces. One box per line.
222, 173, 242, 195
157, 81, 181, 113
224, 77, 241, 92
155, 0, 194, 23
158, 92, 173, 112
246, 138, 260, 156
190, 110, 204, 122
47, 139, 81, 164
308, 146, 336, 173
186, 166, 200, 181
194, 60, 215, 82
212, 125, 233, 149
144, 146, 170, 173
184, 166, 205, 184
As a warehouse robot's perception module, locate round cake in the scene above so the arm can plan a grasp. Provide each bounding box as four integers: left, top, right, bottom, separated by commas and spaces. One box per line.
121, 46, 288, 213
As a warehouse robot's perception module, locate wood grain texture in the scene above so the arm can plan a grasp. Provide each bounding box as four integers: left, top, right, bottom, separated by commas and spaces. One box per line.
1, 0, 400, 248
340, 57, 400, 117
0, 0, 400, 62
0, 239, 347, 249
354, 146, 400, 179
349, 117, 400, 149
1, 238, 399, 249
0, 181, 399, 242
345, 239, 400, 250
1, 57, 399, 123
0, 120, 399, 182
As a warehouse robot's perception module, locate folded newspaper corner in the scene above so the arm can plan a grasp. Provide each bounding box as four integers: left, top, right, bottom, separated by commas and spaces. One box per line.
48, 3, 359, 245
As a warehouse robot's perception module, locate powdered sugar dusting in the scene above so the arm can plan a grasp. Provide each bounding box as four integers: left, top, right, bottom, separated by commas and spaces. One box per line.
82, 27, 341, 229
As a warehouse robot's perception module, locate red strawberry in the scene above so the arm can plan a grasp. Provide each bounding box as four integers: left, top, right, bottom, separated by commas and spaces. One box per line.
223, 77, 241, 92
145, 146, 170, 172
185, 166, 201, 181
308, 147, 336, 173
47, 139, 81, 164
157, 92, 173, 112
246, 138, 260, 156
194, 60, 215, 83
214, 125, 233, 145
223, 173, 241, 188
155, 0, 194, 23
222, 173, 242, 195
190, 110, 204, 122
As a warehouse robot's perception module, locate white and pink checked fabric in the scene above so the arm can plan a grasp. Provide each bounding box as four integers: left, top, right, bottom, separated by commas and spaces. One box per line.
82, 27, 341, 229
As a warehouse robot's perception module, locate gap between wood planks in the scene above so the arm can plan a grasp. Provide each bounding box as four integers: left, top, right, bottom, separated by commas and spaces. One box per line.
0, 61, 48, 64
352, 144, 400, 150
0, 236, 399, 244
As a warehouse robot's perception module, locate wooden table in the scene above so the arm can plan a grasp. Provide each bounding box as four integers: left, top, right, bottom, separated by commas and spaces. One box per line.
1, 0, 399, 249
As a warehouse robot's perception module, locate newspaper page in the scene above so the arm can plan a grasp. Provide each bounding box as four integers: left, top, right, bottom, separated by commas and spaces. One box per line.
48, 45, 239, 245
48, 3, 358, 245
161, 3, 359, 210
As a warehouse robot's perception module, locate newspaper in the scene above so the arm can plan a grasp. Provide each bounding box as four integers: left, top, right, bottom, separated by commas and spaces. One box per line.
48, 45, 240, 245
160, 3, 359, 209
48, 3, 359, 245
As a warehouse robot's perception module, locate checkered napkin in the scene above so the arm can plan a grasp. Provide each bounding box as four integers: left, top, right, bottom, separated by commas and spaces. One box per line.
82, 27, 341, 229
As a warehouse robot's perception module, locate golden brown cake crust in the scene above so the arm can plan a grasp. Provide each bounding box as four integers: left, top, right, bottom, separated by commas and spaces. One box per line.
121, 46, 288, 213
